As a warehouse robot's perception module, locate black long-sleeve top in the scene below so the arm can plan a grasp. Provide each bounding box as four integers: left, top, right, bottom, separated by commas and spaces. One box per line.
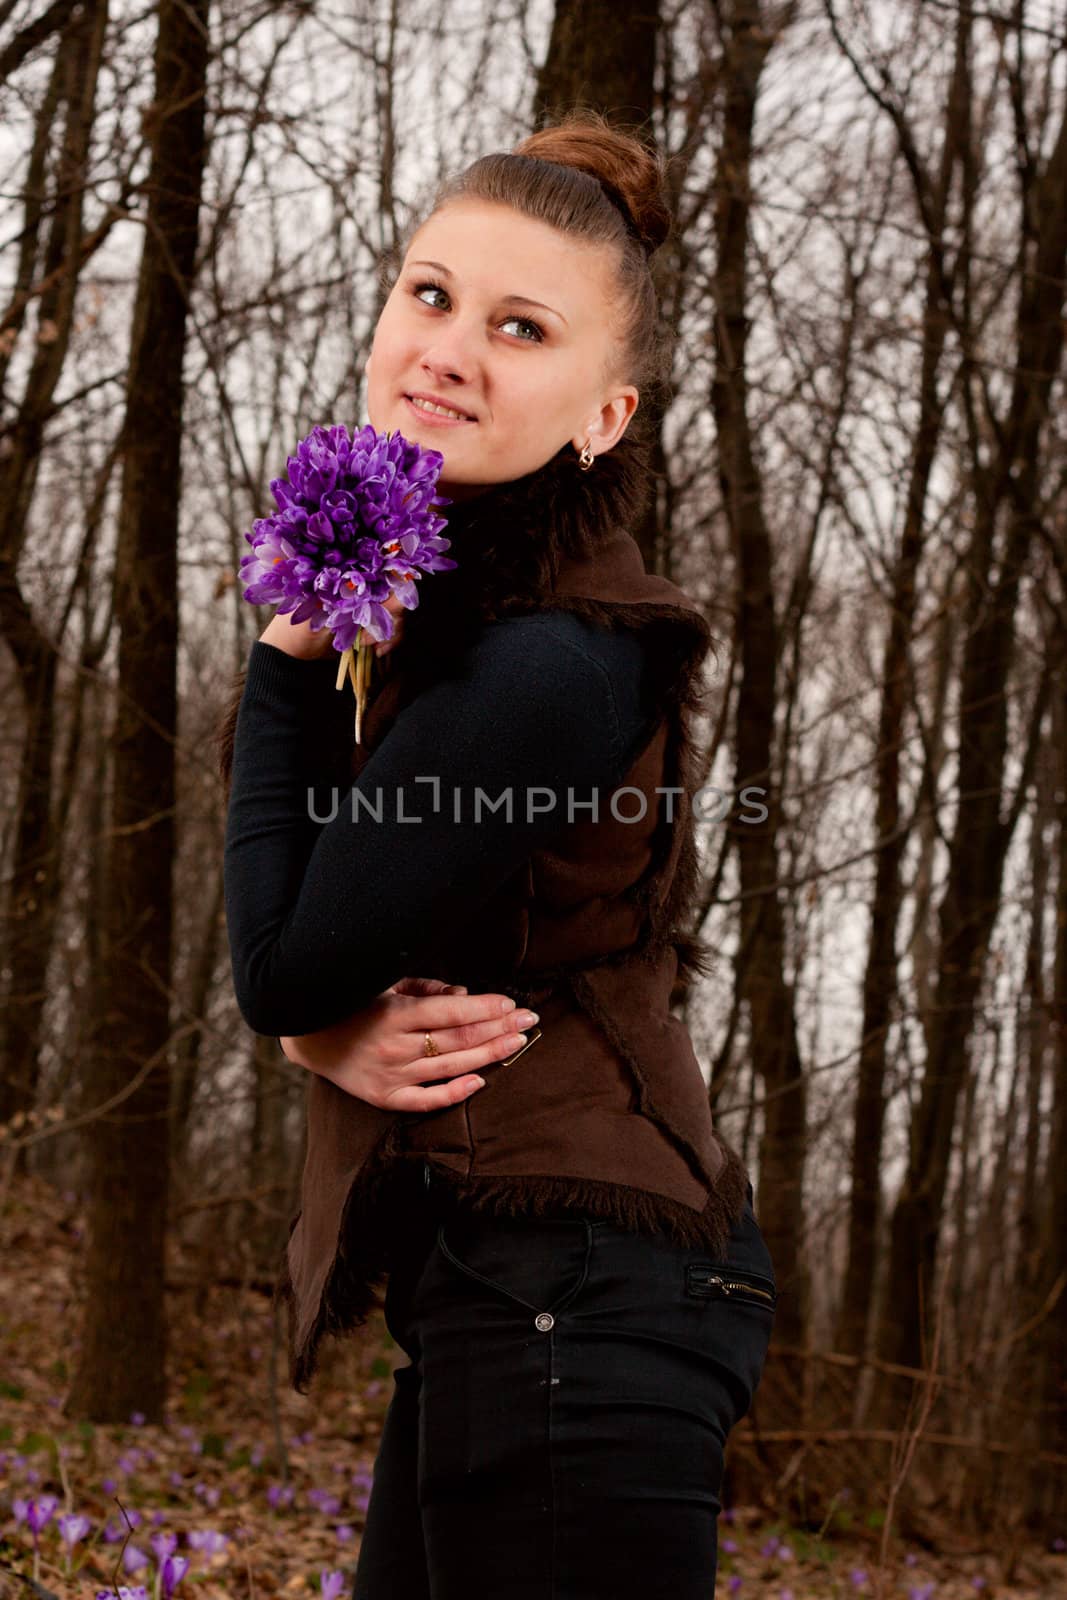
223, 612, 658, 1038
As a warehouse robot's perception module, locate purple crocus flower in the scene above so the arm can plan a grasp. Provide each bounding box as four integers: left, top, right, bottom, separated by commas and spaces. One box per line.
187, 1529, 229, 1556
908, 1585, 936, 1600
307, 1488, 343, 1516
94, 1589, 149, 1599
58, 1512, 92, 1545
721, 1538, 739, 1554
25, 1495, 58, 1534
160, 1552, 189, 1597
728, 1578, 743, 1595
150, 1531, 178, 1562
319, 1570, 346, 1600
849, 1571, 868, 1590
240, 424, 454, 648
267, 1483, 295, 1509
335, 1525, 354, 1543
122, 1543, 150, 1574
240, 423, 456, 740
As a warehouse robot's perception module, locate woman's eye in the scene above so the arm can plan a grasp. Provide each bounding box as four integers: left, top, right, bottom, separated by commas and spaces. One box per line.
500, 313, 544, 343
413, 281, 449, 311
410, 281, 544, 344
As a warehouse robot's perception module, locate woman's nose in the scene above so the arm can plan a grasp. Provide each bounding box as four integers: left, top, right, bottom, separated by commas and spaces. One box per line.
420, 326, 482, 384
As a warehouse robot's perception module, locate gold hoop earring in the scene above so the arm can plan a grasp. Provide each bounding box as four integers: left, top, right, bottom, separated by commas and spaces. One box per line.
578, 439, 595, 471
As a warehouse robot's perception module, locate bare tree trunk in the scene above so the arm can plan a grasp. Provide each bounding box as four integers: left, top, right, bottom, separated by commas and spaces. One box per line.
877, 93, 1067, 1388
533, 0, 658, 134
66, 0, 210, 1423
0, 0, 106, 1139
836, 1, 973, 1364
1032, 672, 1067, 1525
708, 0, 808, 1381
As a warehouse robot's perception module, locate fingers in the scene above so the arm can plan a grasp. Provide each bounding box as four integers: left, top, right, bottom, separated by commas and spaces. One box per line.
398, 1025, 531, 1095
386, 1071, 488, 1113
396, 992, 521, 1034
389, 976, 460, 997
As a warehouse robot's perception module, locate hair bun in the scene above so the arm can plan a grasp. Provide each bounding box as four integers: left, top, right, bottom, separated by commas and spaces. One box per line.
515, 110, 671, 258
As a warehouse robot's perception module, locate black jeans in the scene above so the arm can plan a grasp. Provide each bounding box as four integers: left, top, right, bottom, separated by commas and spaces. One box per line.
353, 1166, 776, 1599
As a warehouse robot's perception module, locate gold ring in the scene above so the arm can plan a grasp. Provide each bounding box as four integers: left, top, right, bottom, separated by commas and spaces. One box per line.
423, 1031, 439, 1058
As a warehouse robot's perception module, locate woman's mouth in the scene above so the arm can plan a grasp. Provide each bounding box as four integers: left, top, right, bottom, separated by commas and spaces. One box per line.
404, 394, 476, 426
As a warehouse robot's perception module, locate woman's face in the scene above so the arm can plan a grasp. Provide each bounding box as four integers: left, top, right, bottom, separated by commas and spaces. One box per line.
365, 198, 639, 501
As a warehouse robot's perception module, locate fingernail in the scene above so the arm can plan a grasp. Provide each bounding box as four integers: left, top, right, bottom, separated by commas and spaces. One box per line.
515, 1010, 539, 1028
500, 998, 516, 1014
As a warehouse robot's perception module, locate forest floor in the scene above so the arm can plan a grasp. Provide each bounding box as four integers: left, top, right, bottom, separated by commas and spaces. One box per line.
0, 1171, 1062, 1600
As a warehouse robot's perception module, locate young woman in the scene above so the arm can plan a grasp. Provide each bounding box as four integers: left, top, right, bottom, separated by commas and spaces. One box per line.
221, 111, 776, 1600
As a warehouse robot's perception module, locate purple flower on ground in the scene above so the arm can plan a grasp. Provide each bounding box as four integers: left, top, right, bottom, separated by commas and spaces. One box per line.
335, 1525, 354, 1543
721, 1538, 739, 1554
187, 1529, 229, 1556
320, 1570, 346, 1600
94, 1589, 149, 1599
728, 1578, 743, 1595
102, 1476, 117, 1493
849, 1569, 868, 1589
908, 1585, 936, 1600
24, 1496, 58, 1535
11, 1498, 29, 1524
780, 1590, 794, 1600
250, 1444, 264, 1467
122, 1544, 149, 1575
160, 1553, 189, 1597
904, 1552, 919, 1567
130, 1411, 145, 1425
307, 1488, 343, 1516
777, 1544, 794, 1561
759, 1534, 781, 1558
58, 1512, 91, 1546
267, 1483, 295, 1509
150, 1531, 178, 1562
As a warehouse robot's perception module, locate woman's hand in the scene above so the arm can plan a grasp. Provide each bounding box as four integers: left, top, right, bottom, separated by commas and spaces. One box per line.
279, 976, 537, 1111
260, 591, 408, 662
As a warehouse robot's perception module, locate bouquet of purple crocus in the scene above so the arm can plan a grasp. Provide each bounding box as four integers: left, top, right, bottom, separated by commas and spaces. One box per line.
239, 423, 456, 741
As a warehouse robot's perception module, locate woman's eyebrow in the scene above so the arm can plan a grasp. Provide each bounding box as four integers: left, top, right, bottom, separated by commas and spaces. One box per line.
409, 259, 568, 326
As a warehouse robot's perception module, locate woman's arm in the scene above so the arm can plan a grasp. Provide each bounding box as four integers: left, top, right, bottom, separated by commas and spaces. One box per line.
223, 611, 655, 1038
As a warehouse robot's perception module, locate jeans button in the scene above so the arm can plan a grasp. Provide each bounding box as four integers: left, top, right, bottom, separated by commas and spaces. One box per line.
534, 1312, 554, 1332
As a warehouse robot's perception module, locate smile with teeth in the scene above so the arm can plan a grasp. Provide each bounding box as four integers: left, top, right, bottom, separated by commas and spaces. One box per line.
407, 396, 473, 420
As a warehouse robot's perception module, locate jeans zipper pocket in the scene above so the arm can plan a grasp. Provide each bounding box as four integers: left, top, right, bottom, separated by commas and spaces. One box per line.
686, 1264, 777, 1308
